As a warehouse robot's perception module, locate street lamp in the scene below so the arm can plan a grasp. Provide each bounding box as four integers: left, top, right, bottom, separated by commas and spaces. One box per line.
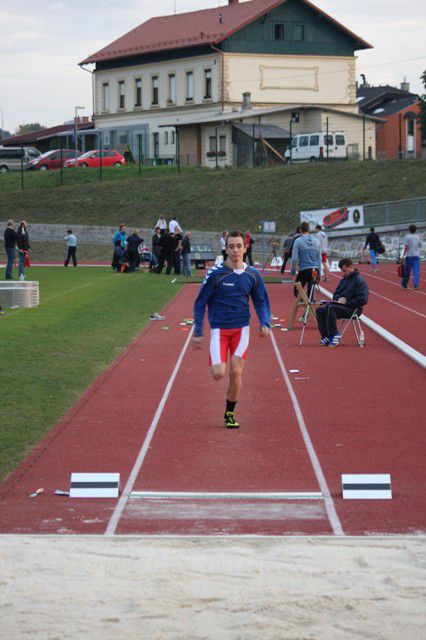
74, 105, 85, 166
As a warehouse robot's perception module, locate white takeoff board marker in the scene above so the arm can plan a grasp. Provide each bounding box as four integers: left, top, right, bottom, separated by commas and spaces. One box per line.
70, 473, 120, 498
342, 474, 392, 500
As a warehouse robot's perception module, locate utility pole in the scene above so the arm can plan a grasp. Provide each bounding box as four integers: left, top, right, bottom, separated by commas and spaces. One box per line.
74, 106, 85, 167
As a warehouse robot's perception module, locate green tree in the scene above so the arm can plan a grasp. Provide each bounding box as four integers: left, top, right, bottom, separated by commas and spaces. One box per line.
15, 123, 46, 135
420, 69, 426, 140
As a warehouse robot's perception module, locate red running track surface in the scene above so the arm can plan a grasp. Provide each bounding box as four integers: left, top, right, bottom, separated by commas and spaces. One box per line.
0, 282, 425, 536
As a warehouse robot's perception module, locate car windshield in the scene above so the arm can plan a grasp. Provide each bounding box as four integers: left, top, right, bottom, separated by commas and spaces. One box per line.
38, 151, 55, 158
79, 151, 96, 159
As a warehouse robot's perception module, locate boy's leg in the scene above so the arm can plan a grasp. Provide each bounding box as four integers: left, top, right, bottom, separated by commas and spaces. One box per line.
412, 257, 420, 288
227, 356, 245, 401
72, 247, 77, 267
402, 257, 412, 288
369, 250, 377, 270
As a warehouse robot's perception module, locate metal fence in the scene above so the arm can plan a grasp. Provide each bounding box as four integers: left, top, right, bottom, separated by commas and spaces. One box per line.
364, 197, 426, 226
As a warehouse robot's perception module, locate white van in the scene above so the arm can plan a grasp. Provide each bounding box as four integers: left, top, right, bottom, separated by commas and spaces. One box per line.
284, 132, 347, 163
0, 146, 41, 172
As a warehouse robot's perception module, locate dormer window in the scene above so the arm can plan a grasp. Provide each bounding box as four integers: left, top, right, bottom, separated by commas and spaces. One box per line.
274, 23, 284, 40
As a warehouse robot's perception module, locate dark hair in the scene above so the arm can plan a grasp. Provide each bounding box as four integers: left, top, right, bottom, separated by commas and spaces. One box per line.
300, 221, 310, 233
67, 229, 72, 234
370, 227, 375, 233
226, 230, 245, 247
315, 224, 322, 230
409, 224, 417, 234
338, 258, 353, 269
296, 226, 301, 234
155, 226, 161, 232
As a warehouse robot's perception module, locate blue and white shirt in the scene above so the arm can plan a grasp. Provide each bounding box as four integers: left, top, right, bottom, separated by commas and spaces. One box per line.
193, 263, 270, 337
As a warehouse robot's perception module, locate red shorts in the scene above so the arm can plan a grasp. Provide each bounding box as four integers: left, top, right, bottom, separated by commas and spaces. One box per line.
209, 327, 250, 366
321, 253, 328, 263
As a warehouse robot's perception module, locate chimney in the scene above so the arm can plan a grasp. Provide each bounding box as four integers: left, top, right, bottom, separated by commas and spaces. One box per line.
228, 0, 239, 4
360, 73, 369, 87
400, 77, 410, 93
242, 92, 251, 111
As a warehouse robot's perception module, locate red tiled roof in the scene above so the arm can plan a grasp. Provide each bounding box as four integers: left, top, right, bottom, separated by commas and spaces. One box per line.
80, 0, 371, 65
1, 122, 93, 146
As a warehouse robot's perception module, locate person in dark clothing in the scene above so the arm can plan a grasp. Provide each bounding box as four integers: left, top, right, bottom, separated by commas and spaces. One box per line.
152, 227, 162, 263
316, 258, 369, 347
244, 230, 254, 266
157, 229, 174, 274
4, 219, 17, 280
172, 228, 183, 275
181, 231, 192, 276
280, 234, 294, 275
364, 227, 382, 272
126, 230, 143, 272
16, 220, 30, 280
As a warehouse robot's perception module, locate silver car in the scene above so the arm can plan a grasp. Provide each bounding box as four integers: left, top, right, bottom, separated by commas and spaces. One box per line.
0, 146, 41, 172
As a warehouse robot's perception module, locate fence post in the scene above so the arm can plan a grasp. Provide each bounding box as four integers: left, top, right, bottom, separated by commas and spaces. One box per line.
20, 143, 24, 190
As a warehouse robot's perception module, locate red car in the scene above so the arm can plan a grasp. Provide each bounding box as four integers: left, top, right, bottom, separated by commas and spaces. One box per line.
27, 149, 81, 170
64, 150, 126, 168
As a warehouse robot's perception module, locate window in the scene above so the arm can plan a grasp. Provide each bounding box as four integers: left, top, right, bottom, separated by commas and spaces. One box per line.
102, 82, 110, 110
209, 136, 216, 152
186, 71, 194, 100
291, 137, 298, 148
171, 130, 175, 145
299, 136, 309, 147
168, 74, 176, 103
152, 76, 159, 105
219, 135, 226, 153
309, 135, 319, 146
335, 134, 345, 146
135, 78, 142, 107
164, 131, 169, 145
119, 134, 128, 145
153, 132, 159, 157
110, 131, 117, 148
204, 69, 212, 99
324, 134, 333, 146
118, 81, 125, 109
407, 119, 414, 136
294, 23, 305, 41
274, 23, 284, 40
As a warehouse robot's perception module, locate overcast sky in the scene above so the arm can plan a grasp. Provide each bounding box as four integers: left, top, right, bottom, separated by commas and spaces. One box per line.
1, 0, 425, 133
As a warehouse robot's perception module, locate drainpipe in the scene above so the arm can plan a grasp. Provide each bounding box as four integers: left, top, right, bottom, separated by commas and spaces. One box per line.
210, 43, 225, 112
80, 63, 95, 124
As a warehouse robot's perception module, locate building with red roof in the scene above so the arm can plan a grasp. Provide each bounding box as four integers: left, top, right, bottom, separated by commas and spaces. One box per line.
79, 0, 377, 167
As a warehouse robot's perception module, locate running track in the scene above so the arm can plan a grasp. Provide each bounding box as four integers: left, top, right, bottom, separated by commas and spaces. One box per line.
0, 282, 425, 536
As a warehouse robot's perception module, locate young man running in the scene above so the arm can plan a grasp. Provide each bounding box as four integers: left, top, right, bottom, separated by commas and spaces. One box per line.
192, 230, 270, 429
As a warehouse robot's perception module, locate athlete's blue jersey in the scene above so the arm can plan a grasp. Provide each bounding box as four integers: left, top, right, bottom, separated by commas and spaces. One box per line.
193, 263, 271, 337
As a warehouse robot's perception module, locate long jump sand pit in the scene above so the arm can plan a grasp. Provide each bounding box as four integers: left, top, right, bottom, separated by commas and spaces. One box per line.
1, 536, 424, 639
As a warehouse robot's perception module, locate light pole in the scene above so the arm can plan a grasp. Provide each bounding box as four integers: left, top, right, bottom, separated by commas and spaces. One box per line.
0, 107, 4, 140
74, 105, 85, 166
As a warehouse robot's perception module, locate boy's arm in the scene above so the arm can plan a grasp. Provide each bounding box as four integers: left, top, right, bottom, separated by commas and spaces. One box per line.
251, 273, 271, 329
193, 271, 216, 337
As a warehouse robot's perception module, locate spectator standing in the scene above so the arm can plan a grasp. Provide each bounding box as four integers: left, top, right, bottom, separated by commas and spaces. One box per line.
280, 234, 293, 275
64, 229, 78, 267
4, 219, 17, 280
364, 227, 382, 271
126, 230, 143, 272
169, 217, 180, 233
315, 224, 329, 282
291, 221, 321, 298
157, 228, 174, 274
401, 224, 422, 290
220, 230, 228, 262
244, 230, 254, 266
112, 224, 127, 271
16, 220, 30, 281
172, 227, 183, 275
152, 227, 162, 262
181, 231, 192, 276
155, 216, 167, 233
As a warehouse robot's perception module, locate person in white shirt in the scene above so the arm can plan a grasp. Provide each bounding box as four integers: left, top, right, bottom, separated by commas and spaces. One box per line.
401, 224, 422, 290
169, 218, 180, 233
155, 216, 167, 233
64, 229, 77, 267
315, 224, 329, 282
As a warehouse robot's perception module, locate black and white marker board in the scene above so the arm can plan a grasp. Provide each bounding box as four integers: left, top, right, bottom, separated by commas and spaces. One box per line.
70, 473, 120, 498
342, 474, 392, 500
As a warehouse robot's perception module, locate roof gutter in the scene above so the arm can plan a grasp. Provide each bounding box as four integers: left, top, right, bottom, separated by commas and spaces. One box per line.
210, 43, 224, 112
80, 63, 95, 124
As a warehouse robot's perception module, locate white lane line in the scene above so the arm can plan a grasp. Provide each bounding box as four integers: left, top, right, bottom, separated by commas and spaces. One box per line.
360, 271, 426, 297
319, 286, 426, 368
269, 331, 344, 536
130, 491, 323, 500
105, 326, 194, 536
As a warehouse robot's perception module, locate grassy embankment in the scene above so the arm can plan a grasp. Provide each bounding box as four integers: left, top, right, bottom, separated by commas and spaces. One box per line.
0, 267, 183, 482
1, 160, 425, 233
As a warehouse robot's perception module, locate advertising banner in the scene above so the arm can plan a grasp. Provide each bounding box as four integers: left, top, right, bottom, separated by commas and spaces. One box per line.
300, 206, 364, 230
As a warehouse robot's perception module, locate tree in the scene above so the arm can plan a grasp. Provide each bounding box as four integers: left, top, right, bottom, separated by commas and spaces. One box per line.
15, 123, 46, 135
420, 69, 426, 141
0, 129, 11, 139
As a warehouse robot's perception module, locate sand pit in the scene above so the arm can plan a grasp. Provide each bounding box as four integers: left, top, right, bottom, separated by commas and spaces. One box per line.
1, 536, 425, 639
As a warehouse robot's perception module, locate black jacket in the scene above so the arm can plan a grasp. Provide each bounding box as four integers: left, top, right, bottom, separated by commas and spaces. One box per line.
16, 227, 30, 251
159, 233, 174, 255
126, 234, 143, 251
364, 232, 381, 251
333, 270, 369, 310
4, 227, 17, 249
152, 233, 162, 256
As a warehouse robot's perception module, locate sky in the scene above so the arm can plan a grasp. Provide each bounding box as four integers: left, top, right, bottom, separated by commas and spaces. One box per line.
1, 0, 425, 134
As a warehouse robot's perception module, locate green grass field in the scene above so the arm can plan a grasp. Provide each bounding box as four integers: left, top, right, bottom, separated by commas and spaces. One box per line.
1, 160, 425, 232
0, 267, 183, 482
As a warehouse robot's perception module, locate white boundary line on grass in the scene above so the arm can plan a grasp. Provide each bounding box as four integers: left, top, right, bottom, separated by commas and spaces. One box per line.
269, 331, 344, 536
319, 286, 426, 369
105, 327, 195, 536
130, 491, 323, 500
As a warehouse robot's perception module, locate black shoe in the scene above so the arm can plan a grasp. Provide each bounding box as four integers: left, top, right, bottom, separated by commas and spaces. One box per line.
224, 412, 240, 429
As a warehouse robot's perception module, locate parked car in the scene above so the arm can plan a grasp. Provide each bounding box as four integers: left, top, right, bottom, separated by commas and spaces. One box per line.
0, 146, 41, 172
284, 132, 347, 163
27, 149, 81, 170
64, 150, 126, 168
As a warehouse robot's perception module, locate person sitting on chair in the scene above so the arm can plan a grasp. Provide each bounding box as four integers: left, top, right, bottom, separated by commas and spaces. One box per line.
316, 258, 369, 348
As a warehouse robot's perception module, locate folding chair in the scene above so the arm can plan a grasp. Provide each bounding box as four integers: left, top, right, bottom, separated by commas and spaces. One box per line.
339, 309, 365, 347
